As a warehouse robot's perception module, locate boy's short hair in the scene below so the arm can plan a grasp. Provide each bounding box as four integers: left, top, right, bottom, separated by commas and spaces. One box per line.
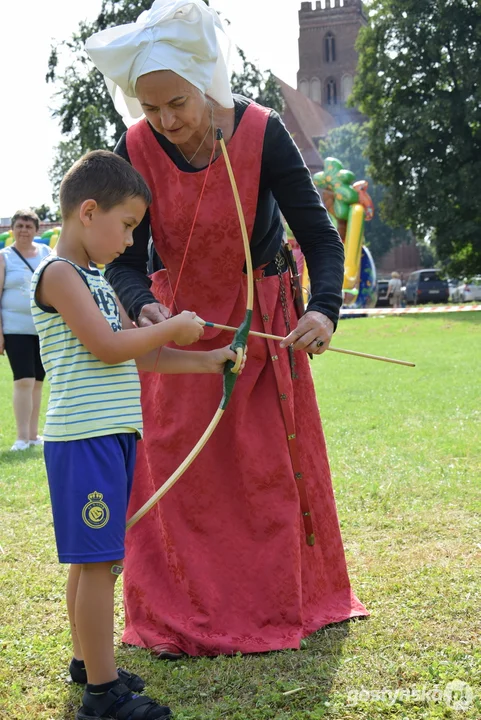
60, 150, 152, 219
11, 209, 40, 231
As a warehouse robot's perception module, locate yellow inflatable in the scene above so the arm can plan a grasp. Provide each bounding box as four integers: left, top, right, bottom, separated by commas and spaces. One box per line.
0, 230, 14, 248
344, 204, 365, 290
312, 158, 375, 306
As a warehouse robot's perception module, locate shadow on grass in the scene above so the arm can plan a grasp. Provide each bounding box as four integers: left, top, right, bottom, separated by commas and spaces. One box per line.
0, 447, 42, 464
97, 619, 358, 718
62, 686, 83, 720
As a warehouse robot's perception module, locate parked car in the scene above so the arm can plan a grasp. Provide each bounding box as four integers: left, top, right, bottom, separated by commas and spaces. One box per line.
447, 278, 460, 301
453, 276, 481, 302
405, 269, 449, 305
375, 279, 390, 307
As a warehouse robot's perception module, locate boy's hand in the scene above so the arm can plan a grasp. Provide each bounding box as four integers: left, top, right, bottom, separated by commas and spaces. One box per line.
207, 345, 248, 374
168, 311, 205, 346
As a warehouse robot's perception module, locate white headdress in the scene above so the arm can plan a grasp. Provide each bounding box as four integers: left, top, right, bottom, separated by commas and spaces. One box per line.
85, 0, 233, 127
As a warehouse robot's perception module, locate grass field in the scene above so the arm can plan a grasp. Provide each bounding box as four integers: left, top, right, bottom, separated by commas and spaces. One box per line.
0, 313, 480, 719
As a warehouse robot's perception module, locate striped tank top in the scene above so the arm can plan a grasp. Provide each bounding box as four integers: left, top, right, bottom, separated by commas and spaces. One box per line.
31, 257, 142, 442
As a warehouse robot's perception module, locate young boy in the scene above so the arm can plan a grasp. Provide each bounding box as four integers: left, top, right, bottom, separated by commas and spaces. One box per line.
31, 150, 242, 720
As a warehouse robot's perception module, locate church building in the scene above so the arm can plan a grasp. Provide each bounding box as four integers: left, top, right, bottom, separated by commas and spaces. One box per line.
279, 0, 366, 171
297, 0, 366, 124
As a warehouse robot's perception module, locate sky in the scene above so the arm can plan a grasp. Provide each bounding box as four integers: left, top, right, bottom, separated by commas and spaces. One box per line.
0, 0, 304, 220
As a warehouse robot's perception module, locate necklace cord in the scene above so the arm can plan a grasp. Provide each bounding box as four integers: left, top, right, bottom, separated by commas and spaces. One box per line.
152, 134, 217, 372
177, 106, 215, 165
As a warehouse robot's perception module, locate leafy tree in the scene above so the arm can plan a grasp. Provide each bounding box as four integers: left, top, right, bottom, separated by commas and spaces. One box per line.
48, 139, 84, 206
32, 204, 61, 223
231, 48, 284, 114
318, 123, 410, 261
47, 0, 282, 199
351, 0, 481, 275
47, 1, 155, 177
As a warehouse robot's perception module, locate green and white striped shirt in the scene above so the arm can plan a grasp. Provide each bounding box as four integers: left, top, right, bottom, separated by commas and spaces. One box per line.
31, 257, 142, 442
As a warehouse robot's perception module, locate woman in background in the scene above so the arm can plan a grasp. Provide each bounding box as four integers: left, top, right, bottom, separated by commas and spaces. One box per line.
0, 209, 51, 450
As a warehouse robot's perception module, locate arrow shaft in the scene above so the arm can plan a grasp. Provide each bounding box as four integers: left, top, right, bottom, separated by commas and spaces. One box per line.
202, 321, 415, 367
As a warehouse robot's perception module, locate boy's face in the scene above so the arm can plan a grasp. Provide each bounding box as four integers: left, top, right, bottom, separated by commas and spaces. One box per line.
84, 196, 147, 265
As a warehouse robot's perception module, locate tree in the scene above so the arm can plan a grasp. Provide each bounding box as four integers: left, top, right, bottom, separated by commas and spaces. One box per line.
47, 0, 155, 194
47, 0, 282, 199
230, 48, 284, 114
48, 139, 84, 206
351, 0, 481, 275
32, 204, 61, 223
318, 123, 410, 261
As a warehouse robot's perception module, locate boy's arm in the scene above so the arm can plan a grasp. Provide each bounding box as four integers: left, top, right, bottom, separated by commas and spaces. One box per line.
37, 262, 203, 364
115, 295, 237, 374
137, 346, 219, 374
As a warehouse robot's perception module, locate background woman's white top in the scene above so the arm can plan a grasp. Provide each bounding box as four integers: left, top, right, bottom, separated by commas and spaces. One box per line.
0, 243, 51, 335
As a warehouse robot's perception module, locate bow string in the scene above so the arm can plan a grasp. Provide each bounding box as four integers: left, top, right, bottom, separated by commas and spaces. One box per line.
127, 128, 252, 529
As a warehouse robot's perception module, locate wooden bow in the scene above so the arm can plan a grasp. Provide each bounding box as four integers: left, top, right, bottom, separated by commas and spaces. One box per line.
127, 130, 252, 530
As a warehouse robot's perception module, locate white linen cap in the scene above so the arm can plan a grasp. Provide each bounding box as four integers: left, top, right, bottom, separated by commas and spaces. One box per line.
85, 0, 233, 127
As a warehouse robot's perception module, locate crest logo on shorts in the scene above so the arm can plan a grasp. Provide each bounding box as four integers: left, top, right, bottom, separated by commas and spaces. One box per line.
82, 491, 110, 529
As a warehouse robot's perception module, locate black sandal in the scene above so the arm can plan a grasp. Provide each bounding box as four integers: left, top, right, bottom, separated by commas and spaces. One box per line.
69, 660, 145, 693
76, 682, 172, 719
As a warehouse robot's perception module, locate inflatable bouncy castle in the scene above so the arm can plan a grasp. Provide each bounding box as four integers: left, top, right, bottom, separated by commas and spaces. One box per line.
286, 157, 378, 309
313, 157, 377, 308
0, 226, 62, 250
0, 230, 14, 249
38, 226, 62, 248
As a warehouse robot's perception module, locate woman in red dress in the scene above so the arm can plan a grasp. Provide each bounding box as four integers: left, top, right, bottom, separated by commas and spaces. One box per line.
86, 0, 367, 659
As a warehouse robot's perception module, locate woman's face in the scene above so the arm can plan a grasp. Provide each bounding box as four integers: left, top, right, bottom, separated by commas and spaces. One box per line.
136, 71, 208, 144
12, 219, 37, 244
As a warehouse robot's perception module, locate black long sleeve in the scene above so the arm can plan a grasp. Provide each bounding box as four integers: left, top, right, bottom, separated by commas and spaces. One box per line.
104, 206, 156, 321
264, 112, 344, 325
107, 96, 344, 326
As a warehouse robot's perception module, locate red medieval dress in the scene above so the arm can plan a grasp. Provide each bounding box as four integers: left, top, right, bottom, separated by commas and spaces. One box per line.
123, 102, 367, 656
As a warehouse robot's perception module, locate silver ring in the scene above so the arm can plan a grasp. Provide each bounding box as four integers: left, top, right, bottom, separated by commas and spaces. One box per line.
316, 340, 324, 348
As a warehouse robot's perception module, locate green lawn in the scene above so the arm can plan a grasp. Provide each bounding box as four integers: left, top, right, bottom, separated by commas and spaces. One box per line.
1, 314, 480, 719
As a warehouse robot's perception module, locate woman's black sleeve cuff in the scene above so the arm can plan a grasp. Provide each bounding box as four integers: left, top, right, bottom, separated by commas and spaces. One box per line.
263, 112, 345, 329
108, 133, 156, 321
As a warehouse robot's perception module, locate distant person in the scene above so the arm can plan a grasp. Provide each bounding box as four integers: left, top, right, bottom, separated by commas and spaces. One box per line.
31, 149, 243, 720
387, 271, 402, 308
0, 209, 51, 451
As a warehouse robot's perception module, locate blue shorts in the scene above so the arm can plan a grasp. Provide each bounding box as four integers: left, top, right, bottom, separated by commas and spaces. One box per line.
44, 433, 137, 564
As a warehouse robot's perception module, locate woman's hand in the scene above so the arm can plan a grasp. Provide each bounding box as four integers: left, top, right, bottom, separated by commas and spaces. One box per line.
138, 302, 171, 327
280, 310, 334, 355
166, 311, 205, 346
206, 345, 248, 374
0, 332, 4, 355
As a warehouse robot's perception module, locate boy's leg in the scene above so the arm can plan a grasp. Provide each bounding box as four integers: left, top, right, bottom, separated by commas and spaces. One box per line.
75, 560, 121, 686
75, 560, 172, 719
67, 564, 83, 661
45, 435, 169, 713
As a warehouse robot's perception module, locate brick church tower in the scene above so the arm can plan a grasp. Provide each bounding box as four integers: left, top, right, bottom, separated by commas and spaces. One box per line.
297, 0, 367, 125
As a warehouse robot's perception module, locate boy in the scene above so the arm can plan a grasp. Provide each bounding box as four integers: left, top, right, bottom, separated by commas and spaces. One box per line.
31, 150, 243, 720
